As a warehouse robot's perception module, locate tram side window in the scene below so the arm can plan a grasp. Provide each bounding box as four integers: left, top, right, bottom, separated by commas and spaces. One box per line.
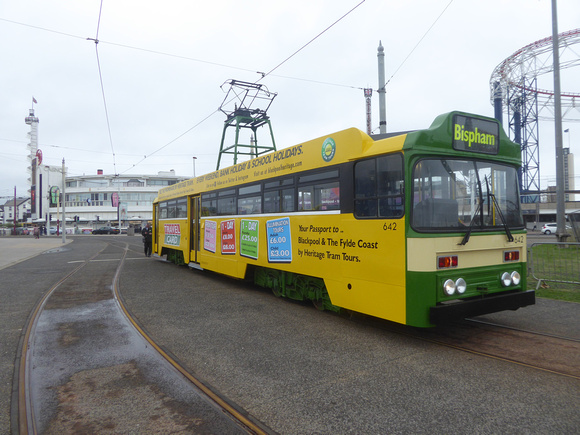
298, 182, 340, 211
159, 201, 168, 219
297, 170, 339, 211
176, 198, 187, 218
213, 189, 234, 216
238, 196, 261, 214
238, 184, 262, 214
201, 198, 217, 216
355, 154, 404, 218
264, 178, 294, 213
218, 197, 236, 215
264, 190, 280, 213
354, 159, 376, 216
167, 200, 177, 219
282, 188, 294, 212
159, 199, 187, 219
264, 189, 295, 213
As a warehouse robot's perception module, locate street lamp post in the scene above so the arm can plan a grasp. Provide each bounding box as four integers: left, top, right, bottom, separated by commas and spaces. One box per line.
193, 157, 197, 178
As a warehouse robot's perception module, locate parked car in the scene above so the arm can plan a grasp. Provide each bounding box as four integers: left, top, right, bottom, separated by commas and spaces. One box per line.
92, 226, 120, 235
49, 227, 58, 235
541, 223, 571, 234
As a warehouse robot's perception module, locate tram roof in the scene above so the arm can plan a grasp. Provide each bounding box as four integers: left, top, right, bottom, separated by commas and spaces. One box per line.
370, 131, 415, 141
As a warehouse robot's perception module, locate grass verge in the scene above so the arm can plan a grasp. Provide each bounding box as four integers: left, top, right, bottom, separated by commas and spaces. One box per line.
528, 243, 580, 303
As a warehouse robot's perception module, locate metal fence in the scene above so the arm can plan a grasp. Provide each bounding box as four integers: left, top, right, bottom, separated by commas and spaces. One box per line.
570, 211, 580, 242
529, 242, 580, 290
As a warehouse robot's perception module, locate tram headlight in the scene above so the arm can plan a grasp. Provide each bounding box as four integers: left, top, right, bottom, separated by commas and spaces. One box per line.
443, 279, 456, 295
511, 271, 521, 286
455, 278, 467, 294
501, 272, 512, 287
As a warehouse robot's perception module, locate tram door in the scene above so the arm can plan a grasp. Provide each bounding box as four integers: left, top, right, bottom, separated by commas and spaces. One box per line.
190, 195, 201, 263
153, 204, 159, 253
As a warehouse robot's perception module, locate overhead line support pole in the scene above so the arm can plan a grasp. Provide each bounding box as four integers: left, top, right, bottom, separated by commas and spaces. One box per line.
551, 0, 568, 242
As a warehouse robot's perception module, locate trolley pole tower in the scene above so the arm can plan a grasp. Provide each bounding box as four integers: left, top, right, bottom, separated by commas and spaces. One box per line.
216, 80, 277, 170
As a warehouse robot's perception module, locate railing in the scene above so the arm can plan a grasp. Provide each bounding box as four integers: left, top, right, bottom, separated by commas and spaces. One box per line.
529, 242, 580, 290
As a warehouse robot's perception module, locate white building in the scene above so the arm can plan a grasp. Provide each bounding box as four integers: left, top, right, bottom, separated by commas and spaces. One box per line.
1, 197, 31, 225
52, 170, 186, 229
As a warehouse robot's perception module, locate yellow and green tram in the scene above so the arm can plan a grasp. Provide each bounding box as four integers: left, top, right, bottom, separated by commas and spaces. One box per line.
152, 111, 534, 327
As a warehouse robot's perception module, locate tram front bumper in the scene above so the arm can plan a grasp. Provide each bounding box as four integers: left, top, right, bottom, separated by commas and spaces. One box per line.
429, 290, 535, 324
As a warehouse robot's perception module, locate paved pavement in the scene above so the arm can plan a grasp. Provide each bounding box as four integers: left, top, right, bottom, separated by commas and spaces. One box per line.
0, 236, 71, 270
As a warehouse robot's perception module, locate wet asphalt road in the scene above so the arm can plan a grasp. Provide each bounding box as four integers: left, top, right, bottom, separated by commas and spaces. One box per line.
1, 235, 579, 434
30, 239, 245, 433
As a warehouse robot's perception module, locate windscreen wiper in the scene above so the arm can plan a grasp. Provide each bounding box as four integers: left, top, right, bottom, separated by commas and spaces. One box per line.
483, 175, 514, 242
458, 199, 482, 245
488, 192, 514, 242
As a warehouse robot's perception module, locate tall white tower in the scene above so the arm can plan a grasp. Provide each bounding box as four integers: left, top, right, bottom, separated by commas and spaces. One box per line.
377, 41, 387, 134
25, 107, 40, 220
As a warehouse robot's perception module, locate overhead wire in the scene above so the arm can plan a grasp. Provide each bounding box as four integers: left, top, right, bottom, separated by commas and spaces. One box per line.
88, 0, 117, 175
381, 0, 455, 91
0, 17, 86, 41
259, 0, 366, 81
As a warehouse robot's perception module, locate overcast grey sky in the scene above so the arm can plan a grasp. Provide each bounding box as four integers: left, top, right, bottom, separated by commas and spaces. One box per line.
1, 0, 579, 199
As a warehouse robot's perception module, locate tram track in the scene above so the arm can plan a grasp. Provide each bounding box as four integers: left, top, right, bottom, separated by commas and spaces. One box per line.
409, 319, 580, 380
17, 243, 107, 434
16, 239, 270, 434
347, 311, 580, 380
464, 317, 580, 344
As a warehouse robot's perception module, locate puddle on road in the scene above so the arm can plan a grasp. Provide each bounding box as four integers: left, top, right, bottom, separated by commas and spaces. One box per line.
43, 248, 71, 254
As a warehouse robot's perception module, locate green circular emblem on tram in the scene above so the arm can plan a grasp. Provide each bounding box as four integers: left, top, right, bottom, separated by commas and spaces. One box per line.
321, 137, 336, 162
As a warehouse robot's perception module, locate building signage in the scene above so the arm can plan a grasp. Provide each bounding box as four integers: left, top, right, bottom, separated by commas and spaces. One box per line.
50, 186, 60, 206
111, 192, 120, 207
